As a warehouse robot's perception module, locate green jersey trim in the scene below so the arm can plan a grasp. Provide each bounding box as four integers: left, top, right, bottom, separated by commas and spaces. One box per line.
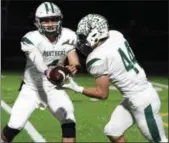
86, 58, 101, 69
21, 37, 34, 45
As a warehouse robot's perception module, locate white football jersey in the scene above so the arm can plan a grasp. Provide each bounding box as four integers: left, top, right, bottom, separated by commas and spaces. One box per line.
21, 27, 77, 91
86, 30, 149, 97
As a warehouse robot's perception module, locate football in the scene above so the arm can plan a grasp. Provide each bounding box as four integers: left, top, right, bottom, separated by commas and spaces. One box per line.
49, 66, 69, 85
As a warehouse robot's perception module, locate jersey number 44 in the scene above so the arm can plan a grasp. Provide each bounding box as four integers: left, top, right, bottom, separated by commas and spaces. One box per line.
118, 41, 140, 74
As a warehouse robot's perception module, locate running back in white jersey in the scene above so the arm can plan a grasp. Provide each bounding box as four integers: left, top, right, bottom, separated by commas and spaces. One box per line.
86, 30, 149, 96
21, 27, 77, 91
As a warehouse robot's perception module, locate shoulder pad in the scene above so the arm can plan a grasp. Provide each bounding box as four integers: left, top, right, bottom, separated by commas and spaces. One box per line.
61, 28, 77, 45
21, 30, 41, 46
109, 30, 124, 38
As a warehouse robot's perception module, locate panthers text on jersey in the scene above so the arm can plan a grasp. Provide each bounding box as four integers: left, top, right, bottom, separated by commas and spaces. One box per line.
21, 27, 77, 91
86, 30, 149, 97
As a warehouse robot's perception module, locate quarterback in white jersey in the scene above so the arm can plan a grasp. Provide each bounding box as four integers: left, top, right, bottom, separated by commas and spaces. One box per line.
21, 27, 77, 91
63, 14, 168, 142
1, 2, 79, 143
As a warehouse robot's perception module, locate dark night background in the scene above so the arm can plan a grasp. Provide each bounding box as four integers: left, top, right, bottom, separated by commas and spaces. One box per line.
2, 0, 168, 75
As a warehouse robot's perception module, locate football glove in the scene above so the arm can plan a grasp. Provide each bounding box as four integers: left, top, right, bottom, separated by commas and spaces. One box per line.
63, 76, 84, 93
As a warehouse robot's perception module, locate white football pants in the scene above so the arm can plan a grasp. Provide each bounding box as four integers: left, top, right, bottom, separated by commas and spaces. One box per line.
8, 84, 75, 130
104, 84, 168, 142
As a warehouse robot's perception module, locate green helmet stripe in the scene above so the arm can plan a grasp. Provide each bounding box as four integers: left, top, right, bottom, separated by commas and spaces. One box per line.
50, 2, 54, 13
44, 3, 49, 13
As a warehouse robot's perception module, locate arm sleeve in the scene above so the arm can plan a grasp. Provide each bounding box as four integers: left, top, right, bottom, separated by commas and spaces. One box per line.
87, 58, 109, 78
21, 40, 48, 74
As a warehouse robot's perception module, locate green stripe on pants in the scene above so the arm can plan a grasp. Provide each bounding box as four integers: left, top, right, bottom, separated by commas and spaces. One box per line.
144, 104, 161, 142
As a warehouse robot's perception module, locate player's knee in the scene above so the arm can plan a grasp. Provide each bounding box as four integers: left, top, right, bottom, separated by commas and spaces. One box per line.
61, 122, 76, 138
54, 107, 75, 123
2, 125, 21, 142
104, 122, 124, 137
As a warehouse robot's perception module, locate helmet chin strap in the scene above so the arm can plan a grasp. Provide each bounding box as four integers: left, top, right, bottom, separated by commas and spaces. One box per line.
45, 31, 57, 38
45, 27, 62, 43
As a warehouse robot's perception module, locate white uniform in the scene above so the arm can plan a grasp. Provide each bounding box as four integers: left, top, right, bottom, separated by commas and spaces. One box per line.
22, 28, 76, 91
86, 30, 167, 142
8, 28, 77, 129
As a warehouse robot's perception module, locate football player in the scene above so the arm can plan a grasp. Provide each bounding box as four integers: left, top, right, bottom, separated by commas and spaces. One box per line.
63, 14, 168, 142
1, 2, 80, 143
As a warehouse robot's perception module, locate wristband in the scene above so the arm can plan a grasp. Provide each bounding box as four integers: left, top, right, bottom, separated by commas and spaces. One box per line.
44, 69, 48, 75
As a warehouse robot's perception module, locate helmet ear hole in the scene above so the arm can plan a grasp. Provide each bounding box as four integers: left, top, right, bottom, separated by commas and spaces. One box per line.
94, 39, 98, 43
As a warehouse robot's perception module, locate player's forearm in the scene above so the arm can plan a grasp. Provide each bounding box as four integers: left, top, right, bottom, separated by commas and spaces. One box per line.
67, 50, 81, 73
63, 77, 108, 99
82, 87, 108, 100
28, 50, 48, 74
69, 58, 80, 67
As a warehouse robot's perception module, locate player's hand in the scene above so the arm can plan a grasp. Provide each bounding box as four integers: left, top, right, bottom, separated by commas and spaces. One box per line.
63, 76, 84, 93
44, 66, 69, 86
66, 65, 77, 75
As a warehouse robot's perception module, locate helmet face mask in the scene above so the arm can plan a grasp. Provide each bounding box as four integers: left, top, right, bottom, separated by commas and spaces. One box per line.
76, 34, 93, 57
35, 2, 63, 38
37, 16, 62, 37
76, 30, 101, 56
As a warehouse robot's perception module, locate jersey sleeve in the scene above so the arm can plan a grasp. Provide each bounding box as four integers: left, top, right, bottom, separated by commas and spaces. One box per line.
20, 33, 37, 54
62, 28, 77, 54
20, 32, 48, 74
86, 57, 108, 78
